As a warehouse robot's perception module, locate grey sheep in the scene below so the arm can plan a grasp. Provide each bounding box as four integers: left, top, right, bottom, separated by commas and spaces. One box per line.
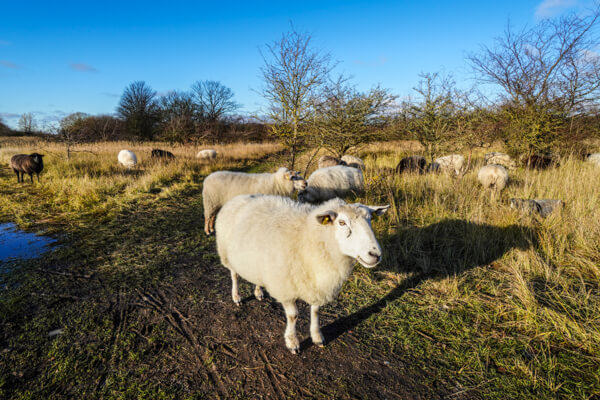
510, 198, 564, 218
11, 153, 44, 183
317, 155, 347, 169
484, 152, 517, 170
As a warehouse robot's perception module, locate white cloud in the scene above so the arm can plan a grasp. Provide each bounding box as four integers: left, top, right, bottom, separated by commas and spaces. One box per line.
535, 0, 577, 19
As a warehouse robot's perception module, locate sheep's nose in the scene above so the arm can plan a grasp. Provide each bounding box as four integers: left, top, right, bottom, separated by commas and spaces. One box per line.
368, 250, 381, 262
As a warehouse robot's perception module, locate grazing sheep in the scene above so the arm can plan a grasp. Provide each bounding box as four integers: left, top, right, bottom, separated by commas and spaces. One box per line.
586, 153, 600, 166
395, 155, 426, 174
341, 154, 365, 169
202, 167, 307, 235
317, 155, 346, 169
298, 165, 364, 204
478, 164, 509, 191
117, 149, 137, 169
10, 153, 44, 183
196, 149, 217, 160
428, 154, 465, 175
216, 194, 389, 353
151, 149, 175, 160
484, 152, 517, 170
510, 198, 564, 218
520, 154, 558, 169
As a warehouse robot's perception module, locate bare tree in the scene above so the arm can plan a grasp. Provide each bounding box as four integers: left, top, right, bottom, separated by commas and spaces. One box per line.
59, 112, 89, 160
158, 91, 198, 143
468, 8, 600, 154
18, 112, 37, 134
314, 76, 396, 157
0, 117, 11, 135
191, 81, 239, 123
407, 72, 456, 162
259, 27, 334, 169
116, 81, 160, 141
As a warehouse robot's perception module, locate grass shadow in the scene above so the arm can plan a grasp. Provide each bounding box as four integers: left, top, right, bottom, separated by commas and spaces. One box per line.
321, 219, 537, 344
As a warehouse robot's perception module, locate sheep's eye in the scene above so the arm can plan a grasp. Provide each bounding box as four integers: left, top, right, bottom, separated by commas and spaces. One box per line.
339, 220, 346, 226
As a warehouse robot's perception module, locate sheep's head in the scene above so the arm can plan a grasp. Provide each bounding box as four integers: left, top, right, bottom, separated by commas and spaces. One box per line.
279, 168, 307, 191
316, 202, 389, 268
30, 153, 44, 164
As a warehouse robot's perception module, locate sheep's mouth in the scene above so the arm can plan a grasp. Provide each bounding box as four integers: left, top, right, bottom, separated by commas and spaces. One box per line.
356, 256, 380, 268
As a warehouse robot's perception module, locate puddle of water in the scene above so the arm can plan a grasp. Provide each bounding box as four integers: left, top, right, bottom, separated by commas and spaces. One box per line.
0, 223, 57, 263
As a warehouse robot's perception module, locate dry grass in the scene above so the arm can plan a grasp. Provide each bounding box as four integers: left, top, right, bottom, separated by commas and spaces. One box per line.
339, 144, 600, 398
0, 138, 281, 229
0, 136, 599, 398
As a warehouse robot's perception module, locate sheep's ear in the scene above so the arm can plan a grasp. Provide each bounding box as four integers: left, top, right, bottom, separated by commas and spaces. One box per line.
316, 211, 337, 225
365, 205, 390, 216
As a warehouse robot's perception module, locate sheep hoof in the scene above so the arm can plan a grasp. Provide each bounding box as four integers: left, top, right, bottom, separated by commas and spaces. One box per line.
232, 296, 242, 306
286, 337, 300, 354
315, 342, 325, 348
254, 287, 264, 301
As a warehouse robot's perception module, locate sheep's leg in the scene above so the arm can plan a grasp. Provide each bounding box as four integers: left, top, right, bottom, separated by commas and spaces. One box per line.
209, 213, 217, 234
204, 215, 211, 235
13, 170, 20, 182
310, 305, 325, 347
29, 173, 33, 184
282, 301, 300, 354
230, 270, 241, 305
254, 285, 264, 301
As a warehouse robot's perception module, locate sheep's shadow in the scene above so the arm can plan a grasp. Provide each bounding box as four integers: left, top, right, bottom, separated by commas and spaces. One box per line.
319, 219, 537, 346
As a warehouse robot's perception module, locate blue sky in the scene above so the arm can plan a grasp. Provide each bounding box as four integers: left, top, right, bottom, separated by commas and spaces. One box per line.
0, 0, 594, 128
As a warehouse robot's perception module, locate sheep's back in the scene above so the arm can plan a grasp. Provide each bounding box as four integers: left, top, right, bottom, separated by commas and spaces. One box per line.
10, 155, 37, 173
216, 195, 311, 301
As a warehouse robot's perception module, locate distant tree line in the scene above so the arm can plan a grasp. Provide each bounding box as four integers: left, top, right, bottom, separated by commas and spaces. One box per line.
5, 8, 600, 166
260, 10, 600, 169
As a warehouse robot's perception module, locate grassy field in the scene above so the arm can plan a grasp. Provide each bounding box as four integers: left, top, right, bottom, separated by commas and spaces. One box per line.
0, 137, 599, 399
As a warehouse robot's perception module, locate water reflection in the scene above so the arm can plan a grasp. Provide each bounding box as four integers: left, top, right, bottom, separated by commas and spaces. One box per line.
0, 223, 56, 263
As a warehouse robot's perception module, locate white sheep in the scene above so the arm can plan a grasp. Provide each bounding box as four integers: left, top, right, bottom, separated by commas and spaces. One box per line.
429, 154, 465, 175
298, 165, 364, 204
117, 149, 137, 169
215, 194, 389, 353
340, 154, 365, 169
202, 167, 307, 235
484, 152, 517, 170
478, 164, 509, 191
196, 149, 217, 160
587, 153, 600, 166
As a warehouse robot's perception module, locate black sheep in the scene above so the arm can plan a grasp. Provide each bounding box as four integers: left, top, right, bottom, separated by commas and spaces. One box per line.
11, 153, 45, 183
521, 154, 558, 169
151, 149, 175, 159
396, 155, 426, 174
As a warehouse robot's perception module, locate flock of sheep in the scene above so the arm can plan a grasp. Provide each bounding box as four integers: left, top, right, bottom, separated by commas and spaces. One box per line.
7, 145, 600, 354
116, 148, 218, 169
201, 156, 386, 353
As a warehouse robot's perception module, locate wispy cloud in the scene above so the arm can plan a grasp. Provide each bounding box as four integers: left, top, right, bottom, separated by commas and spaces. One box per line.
535, 0, 577, 19
0, 40, 10, 46
353, 56, 389, 67
0, 112, 21, 120
101, 91, 120, 98
0, 60, 20, 69
70, 62, 98, 72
